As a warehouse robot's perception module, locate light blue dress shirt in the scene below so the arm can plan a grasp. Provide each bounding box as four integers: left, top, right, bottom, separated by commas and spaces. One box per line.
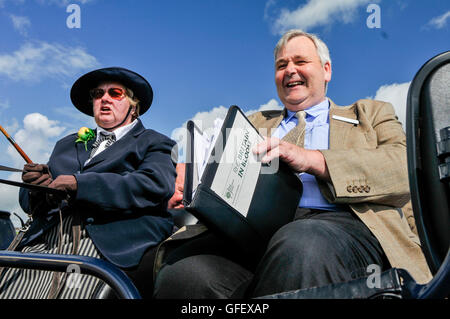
272, 98, 339, 211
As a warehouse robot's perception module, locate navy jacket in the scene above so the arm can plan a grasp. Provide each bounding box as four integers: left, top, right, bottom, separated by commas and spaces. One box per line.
19, 119, 177, 268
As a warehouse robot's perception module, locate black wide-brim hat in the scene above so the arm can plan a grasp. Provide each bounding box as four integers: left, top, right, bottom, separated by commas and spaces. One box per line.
70, 67, 153, 116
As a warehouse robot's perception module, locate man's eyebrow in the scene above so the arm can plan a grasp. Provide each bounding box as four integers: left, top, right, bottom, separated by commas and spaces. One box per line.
275, 55, 307, 64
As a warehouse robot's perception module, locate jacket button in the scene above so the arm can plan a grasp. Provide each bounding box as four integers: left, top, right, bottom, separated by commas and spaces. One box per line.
358, 186, 364, 193
347, 185, 353, 193
364, 185, 371, 193
352, 186, 358, 193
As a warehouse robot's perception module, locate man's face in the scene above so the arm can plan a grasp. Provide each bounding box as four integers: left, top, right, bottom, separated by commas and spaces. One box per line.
275, 36, 331, 111
92, 81, 133, 130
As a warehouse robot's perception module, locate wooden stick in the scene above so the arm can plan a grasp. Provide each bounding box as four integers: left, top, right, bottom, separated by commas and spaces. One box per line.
0, 125, 33, 163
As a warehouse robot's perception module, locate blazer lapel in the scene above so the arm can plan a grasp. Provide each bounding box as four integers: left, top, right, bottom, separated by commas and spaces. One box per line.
77, 132, 96, 171
251, 109, 284, 138
328, 99, 358, 150
83, 120, 146, 170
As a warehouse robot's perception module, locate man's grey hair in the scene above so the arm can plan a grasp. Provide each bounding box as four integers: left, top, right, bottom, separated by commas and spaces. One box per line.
274, 29, 331, 67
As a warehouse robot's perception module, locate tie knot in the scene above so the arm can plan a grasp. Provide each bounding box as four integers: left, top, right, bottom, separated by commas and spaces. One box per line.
99, 132, 116, 142
88, 132, 116, 160
295, 110, 306, 121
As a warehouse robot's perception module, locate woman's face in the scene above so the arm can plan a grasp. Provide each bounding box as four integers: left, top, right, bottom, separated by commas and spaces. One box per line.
92, 81, 134, 130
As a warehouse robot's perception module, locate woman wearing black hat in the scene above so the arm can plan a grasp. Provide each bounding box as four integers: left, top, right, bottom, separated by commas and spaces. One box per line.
0, 67, 177, 299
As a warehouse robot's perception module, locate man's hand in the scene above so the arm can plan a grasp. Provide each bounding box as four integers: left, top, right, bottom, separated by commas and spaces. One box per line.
168, 183, 184, 209
168, 163, 185, 209
253, 136, 331, 181
22, 163, 53, 186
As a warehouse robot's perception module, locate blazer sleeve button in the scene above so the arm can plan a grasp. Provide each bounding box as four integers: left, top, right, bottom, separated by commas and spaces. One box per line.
364, 185, 371, 193
347, 185, 353, 193
352, 186, 358, 193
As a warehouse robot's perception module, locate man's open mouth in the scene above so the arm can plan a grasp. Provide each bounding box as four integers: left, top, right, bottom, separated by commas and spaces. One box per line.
286, 81, 305, 88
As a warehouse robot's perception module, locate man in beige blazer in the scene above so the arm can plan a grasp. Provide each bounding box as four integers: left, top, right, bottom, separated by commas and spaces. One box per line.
154, 29, 431, 299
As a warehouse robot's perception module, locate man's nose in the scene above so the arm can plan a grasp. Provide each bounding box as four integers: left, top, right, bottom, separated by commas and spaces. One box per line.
285, 61, 297, 76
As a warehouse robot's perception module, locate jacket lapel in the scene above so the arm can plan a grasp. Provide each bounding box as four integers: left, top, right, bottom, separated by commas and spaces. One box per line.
328, 99, 358, 150
250, 109, 284, 138
77, 132, 96, 171
82, 120, 146, 170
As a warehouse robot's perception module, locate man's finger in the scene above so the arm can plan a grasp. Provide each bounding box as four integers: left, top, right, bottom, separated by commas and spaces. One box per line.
253, 137, 281, 155
260, 147, 281, 164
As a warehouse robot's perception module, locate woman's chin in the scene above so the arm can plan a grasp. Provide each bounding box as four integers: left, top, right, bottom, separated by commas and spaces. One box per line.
96, 116, 116, 127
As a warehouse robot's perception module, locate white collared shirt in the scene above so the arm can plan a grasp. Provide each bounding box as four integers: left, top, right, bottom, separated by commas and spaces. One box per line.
272, 98, 341, 211
84, 119, 138, 165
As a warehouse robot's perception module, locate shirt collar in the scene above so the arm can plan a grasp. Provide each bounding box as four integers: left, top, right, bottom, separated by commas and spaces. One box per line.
304, 98, 330, 118
284, 98, 329, 121
96, 119, 138, 141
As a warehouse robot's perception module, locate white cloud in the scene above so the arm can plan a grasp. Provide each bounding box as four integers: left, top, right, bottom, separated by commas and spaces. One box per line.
0, 41, 99, 82
270, 0, 375, 34
170, 100, 283, 162
369, 81, 411, 129
245, 98, 283, 115
0, 113, 65, 227
10, 14, 31, 36
425, 11, 450, 29
0, 172, 25, 228
1, 0, 90, 7
7, 113, 66, 166
36, 0, 94, 6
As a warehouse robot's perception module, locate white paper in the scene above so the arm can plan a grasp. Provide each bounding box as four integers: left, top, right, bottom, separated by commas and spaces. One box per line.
210, 111, 263, 217
192, 118, 224, 196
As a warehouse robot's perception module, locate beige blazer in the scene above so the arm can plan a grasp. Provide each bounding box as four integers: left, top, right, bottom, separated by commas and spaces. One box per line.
248, 99, 432, 284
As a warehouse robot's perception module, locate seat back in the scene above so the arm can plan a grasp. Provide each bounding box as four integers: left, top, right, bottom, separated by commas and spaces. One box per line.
406, 51, 450, 274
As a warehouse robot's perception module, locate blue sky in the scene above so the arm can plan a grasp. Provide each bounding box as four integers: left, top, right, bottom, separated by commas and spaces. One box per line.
0, 0, 449, 222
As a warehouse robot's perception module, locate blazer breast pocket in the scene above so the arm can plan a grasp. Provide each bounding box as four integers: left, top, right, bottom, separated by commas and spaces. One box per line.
345, 126, 377, 149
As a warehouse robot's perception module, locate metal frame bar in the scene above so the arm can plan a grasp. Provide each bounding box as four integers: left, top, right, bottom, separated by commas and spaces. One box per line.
0, 250, 141, 299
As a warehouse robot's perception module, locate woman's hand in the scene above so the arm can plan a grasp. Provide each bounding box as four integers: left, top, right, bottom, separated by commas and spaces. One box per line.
22, 163, 53, 186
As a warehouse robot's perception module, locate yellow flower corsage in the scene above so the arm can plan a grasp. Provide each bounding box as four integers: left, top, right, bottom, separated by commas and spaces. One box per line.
75, 127, 95, 151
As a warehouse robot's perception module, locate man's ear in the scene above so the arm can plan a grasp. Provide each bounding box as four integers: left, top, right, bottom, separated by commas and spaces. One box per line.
324, 61, 332, 83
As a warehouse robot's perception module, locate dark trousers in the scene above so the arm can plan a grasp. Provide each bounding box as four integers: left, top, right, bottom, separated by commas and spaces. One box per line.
153, 209, 389, 298
122, 246, 158, 299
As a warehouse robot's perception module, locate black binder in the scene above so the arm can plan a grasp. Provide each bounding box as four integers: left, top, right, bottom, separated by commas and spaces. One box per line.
184, 106, 302, 261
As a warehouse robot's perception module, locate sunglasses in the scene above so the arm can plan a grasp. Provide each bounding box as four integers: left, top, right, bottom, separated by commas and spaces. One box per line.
89, 87, 126, 100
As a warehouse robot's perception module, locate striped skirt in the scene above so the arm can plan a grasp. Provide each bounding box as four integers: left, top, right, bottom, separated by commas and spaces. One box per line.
0, 214, 107, 299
